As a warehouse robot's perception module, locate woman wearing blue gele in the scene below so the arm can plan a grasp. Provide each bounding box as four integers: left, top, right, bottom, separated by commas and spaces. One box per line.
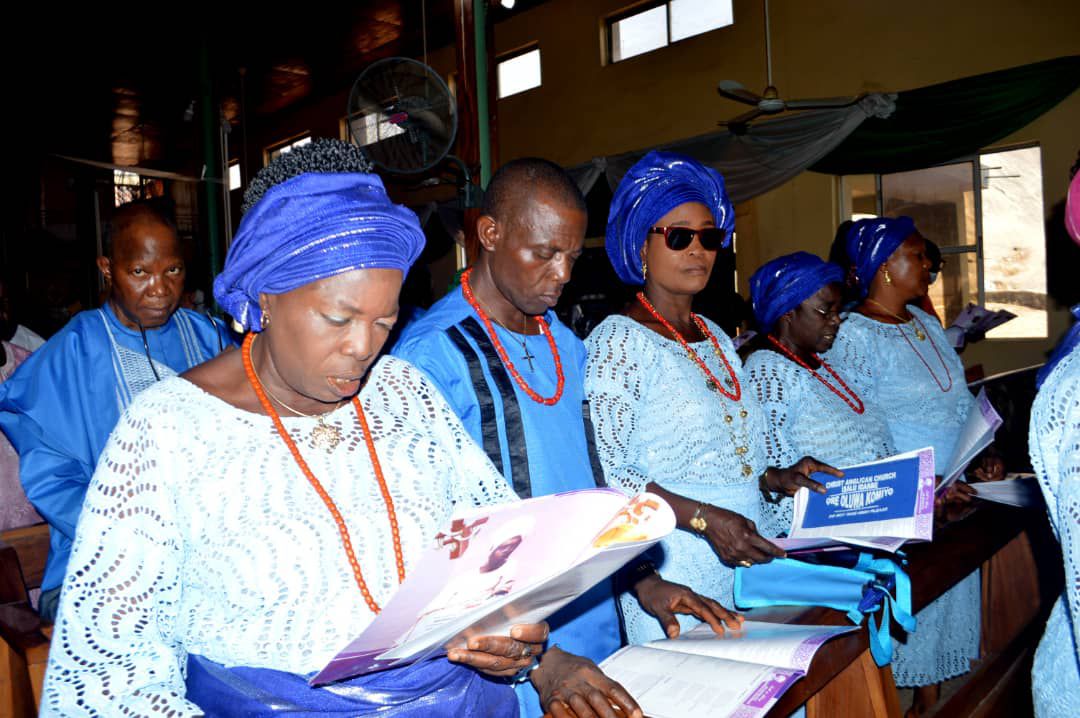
825, 216, 983, 715
743, 251, 898, 539
36, 140, 583, 718
584, 151, 840, 645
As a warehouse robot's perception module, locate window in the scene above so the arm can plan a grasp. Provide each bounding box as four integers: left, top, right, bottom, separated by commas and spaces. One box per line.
497, 46, 542, 99
343, 112, 406, 147
113, 170, 144, 207
839, 145, 1048, 339
608, 0, 734, 63
228, 162, 242, 192
265, 135, 312, 164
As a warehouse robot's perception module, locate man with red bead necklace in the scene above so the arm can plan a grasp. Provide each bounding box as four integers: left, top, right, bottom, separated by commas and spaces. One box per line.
392, 158, 738, 718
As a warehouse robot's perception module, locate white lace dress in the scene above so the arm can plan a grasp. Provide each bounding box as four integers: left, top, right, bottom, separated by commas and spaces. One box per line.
39, 356, 517, 717
585, 315, 767, 644
1029, 345, 1080, 717
825, 307, 981, 686
744, 349, 896, 538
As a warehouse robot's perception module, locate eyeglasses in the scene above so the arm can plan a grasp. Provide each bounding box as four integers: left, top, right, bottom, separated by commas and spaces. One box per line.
807, 305, 844, 322
648, 226, 728, 251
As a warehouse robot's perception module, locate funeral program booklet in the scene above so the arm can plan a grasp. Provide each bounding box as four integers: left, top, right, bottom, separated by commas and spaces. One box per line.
312, 488, 675, 685
600, 621, 857, 718
773, 447, 937, 554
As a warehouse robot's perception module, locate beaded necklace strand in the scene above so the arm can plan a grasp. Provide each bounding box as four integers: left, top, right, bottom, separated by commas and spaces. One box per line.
461, 268, 565, 406
242, 333, 405, 614
635, 291, 742, 402
765, 335, 865, 414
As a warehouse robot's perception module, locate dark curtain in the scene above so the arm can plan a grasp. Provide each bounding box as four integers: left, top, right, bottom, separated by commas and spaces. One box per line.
812, 56, 1080, 175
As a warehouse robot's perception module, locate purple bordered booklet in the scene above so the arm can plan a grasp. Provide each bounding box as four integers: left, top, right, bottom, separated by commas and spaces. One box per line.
601, 621, 857, 718
311, 488, 674, 685
771, 447, 937, 554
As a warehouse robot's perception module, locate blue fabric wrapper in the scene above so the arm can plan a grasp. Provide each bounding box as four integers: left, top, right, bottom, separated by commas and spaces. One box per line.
605, 151, 735, 285
186, 654, 518, 717
214, 172, 425, 332
749, 252, 845, 332
844, 216, 916, 297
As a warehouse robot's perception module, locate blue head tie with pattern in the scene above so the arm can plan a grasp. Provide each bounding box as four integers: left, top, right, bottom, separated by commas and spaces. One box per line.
845, 216, 916, 298
605, 151, 735, 285
213, 172, 424, 332
750, 252, 846, 332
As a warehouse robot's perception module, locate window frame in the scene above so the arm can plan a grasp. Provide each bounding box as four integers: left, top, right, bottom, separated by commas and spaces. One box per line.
839, 141, 1046, 338
263, 133, 312, 166
495, 43, 543, 99
605, 0, 734, 65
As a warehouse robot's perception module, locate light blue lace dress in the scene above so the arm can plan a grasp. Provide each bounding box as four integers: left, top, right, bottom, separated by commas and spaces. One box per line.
825, 305, 981, 686
585, 315, 768, 644
744, 349, 897, 539
1028, 344, 1080, 717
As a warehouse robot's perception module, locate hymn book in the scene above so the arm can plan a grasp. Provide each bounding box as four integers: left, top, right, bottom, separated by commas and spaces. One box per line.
600, 621, 857, 718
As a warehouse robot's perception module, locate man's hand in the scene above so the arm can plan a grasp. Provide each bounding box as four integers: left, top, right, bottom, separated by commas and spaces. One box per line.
632, 573, 743, 638
532, 647, 642, 718
447, 622, 547, 678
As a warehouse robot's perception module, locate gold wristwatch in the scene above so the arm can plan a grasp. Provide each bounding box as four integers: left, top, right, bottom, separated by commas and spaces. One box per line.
689, 503, 708, 534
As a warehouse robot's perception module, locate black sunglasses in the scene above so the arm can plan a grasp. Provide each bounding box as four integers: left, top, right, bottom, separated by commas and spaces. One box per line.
648, 226, 728, 251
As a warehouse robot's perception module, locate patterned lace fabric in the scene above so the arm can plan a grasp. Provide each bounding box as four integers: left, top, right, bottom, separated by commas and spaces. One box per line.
40, 356, 517, 717
825, 306, 980, 687
744, 349, 896, 538
824, 306, 975, 467
585, 315, 767, 643
1029, 345, 1080, 716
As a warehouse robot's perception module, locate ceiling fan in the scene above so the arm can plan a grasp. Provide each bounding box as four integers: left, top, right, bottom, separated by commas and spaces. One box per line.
718, 0, 860, 129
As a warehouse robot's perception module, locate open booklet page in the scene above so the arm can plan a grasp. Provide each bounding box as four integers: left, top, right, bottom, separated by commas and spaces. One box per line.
779, 447, 936, 553
312, 489, 674, 685
601, 622, 856, 718
937, 388, 1003, 491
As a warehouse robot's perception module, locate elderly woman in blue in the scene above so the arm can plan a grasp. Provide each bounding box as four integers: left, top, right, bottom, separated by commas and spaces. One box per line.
743, 252, 898, 539
584, 152, 836, 645
825, 216, 982, 715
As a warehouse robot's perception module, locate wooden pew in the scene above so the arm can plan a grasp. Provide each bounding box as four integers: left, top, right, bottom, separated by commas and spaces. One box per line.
761, 503, 1060, 718
0, 523, 51, 718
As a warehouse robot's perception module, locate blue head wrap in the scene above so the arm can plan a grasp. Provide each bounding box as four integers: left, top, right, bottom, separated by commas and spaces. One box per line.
749, 252, 846, 332
214, 172, 424, 332
845, 216, 917, 297
605, 151, 735, 285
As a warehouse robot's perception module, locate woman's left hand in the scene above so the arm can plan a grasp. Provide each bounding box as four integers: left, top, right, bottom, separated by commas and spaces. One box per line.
762, 457, 842, 498
447, 622, 548, 678
633, 573, 743, 639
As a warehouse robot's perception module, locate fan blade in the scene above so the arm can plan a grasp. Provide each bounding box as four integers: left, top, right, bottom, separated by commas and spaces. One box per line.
784, 96, 859, 110
717, 80, 763, 106
719, 107, 765, 126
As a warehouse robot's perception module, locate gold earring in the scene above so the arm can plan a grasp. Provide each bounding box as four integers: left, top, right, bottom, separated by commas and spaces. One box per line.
260, 310, 271, 329
642, 258, 648, 282
883, 268, 892, 285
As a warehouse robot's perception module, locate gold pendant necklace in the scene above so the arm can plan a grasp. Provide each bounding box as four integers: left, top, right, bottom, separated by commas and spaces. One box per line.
866, 299, 926, 340
249, 336, 346, 451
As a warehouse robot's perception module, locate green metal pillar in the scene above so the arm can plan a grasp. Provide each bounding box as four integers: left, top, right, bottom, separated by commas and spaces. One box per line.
198, 35, 224, 290
473, 0, 492, 187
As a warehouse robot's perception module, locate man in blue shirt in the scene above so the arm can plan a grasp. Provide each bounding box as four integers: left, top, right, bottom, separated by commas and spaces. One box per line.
393, 158, 736, 718
0, 201, 230, 621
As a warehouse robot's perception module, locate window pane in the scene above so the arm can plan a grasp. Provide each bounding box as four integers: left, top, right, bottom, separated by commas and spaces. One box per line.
497, 48, 542, 99
228, 163, 241, 192
348, 111, 407, 146
927, 250, 980, 327
840, 174, 877, 220
611, 5, 668, 62
670, 0, 734, 42
979, 146, 1048, 339
881, 162, 977, 249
